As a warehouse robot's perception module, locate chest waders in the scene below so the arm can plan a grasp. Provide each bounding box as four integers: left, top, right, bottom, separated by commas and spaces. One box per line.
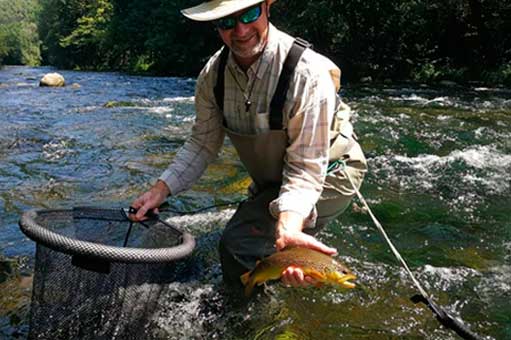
215, 39, 367, 286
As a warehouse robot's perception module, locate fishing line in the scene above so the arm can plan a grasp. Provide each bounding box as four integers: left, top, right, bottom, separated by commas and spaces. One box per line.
328, 160, 485, 340
159, 199, 246, 215
126, 198, 246, 248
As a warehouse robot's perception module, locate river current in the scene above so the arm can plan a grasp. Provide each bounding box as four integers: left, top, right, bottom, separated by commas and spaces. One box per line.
0, 66, 510, 339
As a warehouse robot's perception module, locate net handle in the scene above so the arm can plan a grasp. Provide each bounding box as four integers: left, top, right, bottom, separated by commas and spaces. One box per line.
19, 209, 196, 263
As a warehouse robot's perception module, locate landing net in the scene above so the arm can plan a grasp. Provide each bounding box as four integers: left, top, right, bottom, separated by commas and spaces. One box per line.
19, 207, 195, 340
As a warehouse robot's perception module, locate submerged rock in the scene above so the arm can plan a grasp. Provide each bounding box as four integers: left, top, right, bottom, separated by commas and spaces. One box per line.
39, 73, 65, 87
103, 100, 136, 108
15, 83, 32, 87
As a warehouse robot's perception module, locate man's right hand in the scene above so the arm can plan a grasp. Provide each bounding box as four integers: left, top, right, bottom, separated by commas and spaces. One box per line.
130, 180, 170, 221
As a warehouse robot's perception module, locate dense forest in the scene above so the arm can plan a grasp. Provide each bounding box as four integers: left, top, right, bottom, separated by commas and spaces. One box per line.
0, 0, 40, 66
1, 0, 510, 84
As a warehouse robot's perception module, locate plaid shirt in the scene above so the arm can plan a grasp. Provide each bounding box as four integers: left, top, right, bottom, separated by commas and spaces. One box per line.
160, 24, 344, 219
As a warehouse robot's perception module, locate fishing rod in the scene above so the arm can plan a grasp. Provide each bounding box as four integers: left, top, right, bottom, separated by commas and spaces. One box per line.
328, 160, 485, 340
124, 199, 245, 247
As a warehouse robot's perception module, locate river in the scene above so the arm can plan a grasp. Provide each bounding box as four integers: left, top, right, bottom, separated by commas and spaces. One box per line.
1, 65, 510, 339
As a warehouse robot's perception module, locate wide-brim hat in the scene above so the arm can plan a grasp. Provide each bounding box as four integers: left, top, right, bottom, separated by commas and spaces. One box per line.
182, 0, 277, 22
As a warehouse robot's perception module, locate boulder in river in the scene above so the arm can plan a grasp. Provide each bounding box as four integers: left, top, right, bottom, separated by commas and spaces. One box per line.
40, 73, 65, 87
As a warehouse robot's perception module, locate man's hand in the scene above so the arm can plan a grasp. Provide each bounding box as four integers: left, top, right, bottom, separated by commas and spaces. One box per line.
130, 180, 170, 221
275, 211, 337, 288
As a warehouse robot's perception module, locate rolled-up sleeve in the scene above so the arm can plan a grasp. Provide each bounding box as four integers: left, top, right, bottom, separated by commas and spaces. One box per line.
159, 57, 225, 195
269, 65, 337, 219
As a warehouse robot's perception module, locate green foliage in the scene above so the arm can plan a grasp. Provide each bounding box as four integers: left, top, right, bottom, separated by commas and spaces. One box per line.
0, 29, 9, 61
482, 64, 511, 86
0, 0, 41, 66
271, 0, 511, 83
413, 63, 442, 83
105, 0, 218, 75
412, 63, 469, 83
34, 0, 511, 82
38, 0, 113, 69
131, 55, 153, 73
59, 0, 112, 49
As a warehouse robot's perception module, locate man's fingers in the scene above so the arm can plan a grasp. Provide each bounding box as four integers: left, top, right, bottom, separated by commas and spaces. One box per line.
306, 236, 338, 256
281, 270, 291, 287
129, 190, 165, 221
131, 195, 144, 208
281, 266, 314, 288
292, 232, 337, 256
288, 267, 302, 287
281, 267, 296, 287
294, 269, 310, 288
280, 231, 338, 256
135, 206, 149, 221
275, 237, 286, 251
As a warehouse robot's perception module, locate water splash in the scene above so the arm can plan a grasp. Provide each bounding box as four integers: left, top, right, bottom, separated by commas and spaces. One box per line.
371, 145, 511, 196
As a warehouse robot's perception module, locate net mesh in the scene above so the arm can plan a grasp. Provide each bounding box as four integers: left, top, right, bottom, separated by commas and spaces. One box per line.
22, 208, 194, 340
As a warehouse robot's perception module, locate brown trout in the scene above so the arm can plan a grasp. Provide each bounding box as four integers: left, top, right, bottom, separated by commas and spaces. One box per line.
240, 247, 356, 296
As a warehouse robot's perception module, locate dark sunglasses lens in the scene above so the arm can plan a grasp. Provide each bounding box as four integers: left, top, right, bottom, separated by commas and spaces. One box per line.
240, 6, 262, 24
215, 5, 262, 30
216, 17, 236, 30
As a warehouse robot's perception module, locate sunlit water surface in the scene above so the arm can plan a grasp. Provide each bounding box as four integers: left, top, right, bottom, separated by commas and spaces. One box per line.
1, 66, 510, 339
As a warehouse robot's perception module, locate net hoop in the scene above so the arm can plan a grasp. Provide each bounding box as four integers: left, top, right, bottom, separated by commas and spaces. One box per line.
19, 208, 196, 263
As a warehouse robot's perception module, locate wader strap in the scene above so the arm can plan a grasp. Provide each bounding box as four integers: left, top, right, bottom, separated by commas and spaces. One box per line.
269, 38, 311, 130
214, 46, 230, 126
213, 39, 312, 130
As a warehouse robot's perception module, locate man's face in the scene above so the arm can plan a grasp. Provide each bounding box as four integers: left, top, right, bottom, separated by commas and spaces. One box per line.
216, 2, 270, 60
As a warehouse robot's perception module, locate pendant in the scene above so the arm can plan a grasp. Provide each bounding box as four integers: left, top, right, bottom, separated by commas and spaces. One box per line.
245, 100, 252, 112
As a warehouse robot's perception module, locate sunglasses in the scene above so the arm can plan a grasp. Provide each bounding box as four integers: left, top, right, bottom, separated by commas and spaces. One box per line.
214, 4, 263, 30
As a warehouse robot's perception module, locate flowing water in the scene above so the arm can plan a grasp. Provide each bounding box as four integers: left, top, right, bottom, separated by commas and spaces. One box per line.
0, 66, 510, 339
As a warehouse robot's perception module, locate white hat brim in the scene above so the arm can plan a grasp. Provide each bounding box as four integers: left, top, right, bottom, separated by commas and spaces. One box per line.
182, 0, 276, 22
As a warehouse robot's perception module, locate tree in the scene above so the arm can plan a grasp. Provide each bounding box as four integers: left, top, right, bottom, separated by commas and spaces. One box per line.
0, 0, 41, 66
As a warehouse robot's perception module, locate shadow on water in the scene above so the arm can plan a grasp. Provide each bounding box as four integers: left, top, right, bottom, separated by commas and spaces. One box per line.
1, 67, 510, 339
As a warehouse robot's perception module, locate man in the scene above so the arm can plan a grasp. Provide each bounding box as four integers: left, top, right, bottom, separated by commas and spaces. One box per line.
131, 0, 366, 289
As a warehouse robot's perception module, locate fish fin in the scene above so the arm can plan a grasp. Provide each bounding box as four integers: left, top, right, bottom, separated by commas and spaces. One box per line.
341, 281, 356, 289
338, 274, 357, 289
337, 273, 357, 283
313, 282, 324, 288
244, 279, 257, 297
240, 271, 251, 286
304, 268, 326, 282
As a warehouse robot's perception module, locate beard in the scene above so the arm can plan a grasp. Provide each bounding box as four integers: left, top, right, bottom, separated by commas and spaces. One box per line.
230, 33, 267, 59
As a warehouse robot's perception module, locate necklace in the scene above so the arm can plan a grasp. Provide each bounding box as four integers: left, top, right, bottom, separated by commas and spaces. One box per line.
228, 57, 263, 112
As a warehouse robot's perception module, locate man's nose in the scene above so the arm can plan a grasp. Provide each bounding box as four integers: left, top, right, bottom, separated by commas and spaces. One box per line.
233, 21, 250, 36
